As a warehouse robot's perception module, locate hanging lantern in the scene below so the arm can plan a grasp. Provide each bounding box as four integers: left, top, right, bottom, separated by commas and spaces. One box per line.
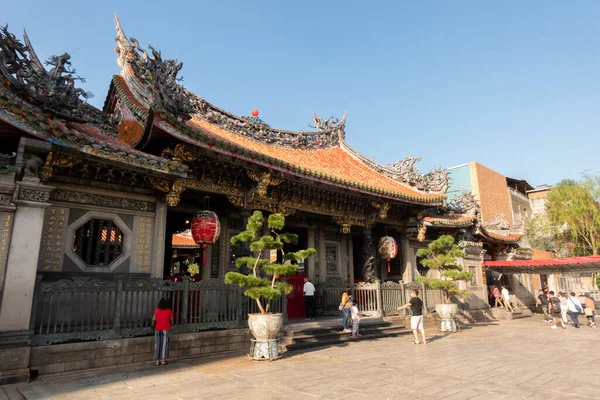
378, 236, 398, 273
191, 210, 221, 265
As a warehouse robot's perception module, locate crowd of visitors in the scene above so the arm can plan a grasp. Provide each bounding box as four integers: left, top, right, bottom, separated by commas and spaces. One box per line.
536, 289, 596, 329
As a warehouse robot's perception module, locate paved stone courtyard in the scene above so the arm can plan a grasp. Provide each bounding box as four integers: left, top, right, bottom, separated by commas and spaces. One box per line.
3, 317, 600, 399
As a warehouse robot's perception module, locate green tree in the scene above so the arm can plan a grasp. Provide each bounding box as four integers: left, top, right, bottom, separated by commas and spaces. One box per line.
546, 175, 600, 256
415, 235, 472, 304
225, 211, 317, 314
524, 214, 558, 252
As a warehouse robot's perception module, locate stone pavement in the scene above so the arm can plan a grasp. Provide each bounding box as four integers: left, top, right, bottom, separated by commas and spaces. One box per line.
3, 317, 600, 400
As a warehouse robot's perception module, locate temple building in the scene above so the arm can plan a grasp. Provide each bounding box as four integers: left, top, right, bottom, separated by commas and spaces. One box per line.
0, 16, 529, 382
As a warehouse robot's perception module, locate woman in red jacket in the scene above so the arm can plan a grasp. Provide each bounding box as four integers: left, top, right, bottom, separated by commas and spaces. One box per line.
152, 297, 174, 366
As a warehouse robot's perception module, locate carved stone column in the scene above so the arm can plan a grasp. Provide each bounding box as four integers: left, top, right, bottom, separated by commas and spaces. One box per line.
399, 232, 413, 282
307, 228, 316, 281
151, 197, 168, 278
362, 228, 374, 281
348, 236, 354, 285
318, 230, 326, 283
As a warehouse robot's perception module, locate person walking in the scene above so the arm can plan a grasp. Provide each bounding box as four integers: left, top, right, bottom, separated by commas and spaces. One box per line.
501, 285, 514, 312
536, 289, 551, 322
152, 297, 173, 366
303, 277, 316, 320
559, 291, 569, 325
567, 292, 583, 328
398, 289, 426, 345
548, 291, 566, 329
493, 286, 503, 308
340, 287, 352, 333
350, 300, 362, 338
583, 293, 596, 328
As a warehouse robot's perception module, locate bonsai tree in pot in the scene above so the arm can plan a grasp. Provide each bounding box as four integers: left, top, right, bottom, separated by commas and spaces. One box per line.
415, 235, 472, 332
225, 211, 316, 359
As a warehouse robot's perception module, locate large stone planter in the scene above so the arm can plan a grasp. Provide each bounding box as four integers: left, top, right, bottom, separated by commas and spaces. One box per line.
247, 313, 284, 360
435, 303, 459, 332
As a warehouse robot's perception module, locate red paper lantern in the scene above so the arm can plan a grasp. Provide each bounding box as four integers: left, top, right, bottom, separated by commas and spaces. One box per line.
191, 211, 221, 265
378, 236, 398, 273
251, 109, 259, 117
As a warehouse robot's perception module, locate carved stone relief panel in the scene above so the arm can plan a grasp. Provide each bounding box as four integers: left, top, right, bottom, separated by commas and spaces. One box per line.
132, 216, 154, 274
0, 211, 14, 296
51, 189, 156, 213
325, 241, 341, 277
37, 207, 69, 272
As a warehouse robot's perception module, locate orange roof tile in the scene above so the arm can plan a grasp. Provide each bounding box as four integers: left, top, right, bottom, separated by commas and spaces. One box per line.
172, 233, 199, 248
110, 76, 442, 204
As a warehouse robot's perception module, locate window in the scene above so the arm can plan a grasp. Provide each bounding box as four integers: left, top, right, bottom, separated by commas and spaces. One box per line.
74, 219, 124, 266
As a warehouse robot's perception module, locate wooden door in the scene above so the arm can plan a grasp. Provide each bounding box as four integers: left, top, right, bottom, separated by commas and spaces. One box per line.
286, 274, 305, 319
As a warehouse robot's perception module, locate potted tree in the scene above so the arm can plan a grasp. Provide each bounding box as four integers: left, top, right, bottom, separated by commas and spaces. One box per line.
416, 235, 472, 332
225, 211, 316, 359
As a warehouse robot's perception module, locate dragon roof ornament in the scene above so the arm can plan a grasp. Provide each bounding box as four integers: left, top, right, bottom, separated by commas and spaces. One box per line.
375, 156, 449, 194
114, 14, 192, 117
442, 192, 479, 216
114, 14, 346, 149
0, 25, 109, 124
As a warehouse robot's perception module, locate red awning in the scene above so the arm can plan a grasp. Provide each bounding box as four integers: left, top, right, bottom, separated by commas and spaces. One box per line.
484, 255, 600, 274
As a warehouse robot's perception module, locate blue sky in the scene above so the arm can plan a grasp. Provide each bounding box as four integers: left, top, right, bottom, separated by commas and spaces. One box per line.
4, 1, 599, 186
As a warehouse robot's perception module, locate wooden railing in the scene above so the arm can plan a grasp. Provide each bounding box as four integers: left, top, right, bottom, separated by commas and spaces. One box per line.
30, 276, 285, 346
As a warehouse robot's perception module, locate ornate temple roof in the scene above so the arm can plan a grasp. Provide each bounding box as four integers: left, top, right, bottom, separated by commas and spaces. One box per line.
109, 14, 448, 205
0, 26, 187, 177
172, 230, 199, 249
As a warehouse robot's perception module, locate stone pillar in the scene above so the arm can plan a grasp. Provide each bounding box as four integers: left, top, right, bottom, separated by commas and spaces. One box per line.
0, 179, 16, 311
318, 230, 326, 283
348, 236, 354, 285
399, 233, 413, 282
307, 228, 316, 281
341, 235, 347, 283
151, 198, 167, 278
459, 241, 488, 309
0, 181, 53, 384
0, 182, 53, 332
362, 228, 374, 280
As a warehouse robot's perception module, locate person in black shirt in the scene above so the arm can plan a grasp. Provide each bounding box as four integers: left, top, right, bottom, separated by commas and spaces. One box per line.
535, 289, 551, 323
398, 289, 426, 344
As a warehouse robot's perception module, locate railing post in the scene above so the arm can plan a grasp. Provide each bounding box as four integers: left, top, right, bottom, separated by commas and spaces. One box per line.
181, 276, 189, 326
400, 282, 405, 316
29, 275, 43, 334
282, 293, 288, 324
421, 282, 428, 315
236, 288, 245, 327
113, 276, 124, 335
376, 281, 382, 317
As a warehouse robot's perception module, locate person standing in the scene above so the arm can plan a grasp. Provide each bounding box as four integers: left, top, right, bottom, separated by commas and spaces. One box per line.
493, 286, 503, 308
583, 293, 596, 328
501, 285, 514, 312
340, 287, 352, 333
350, 300, 362, 338
152, 297, 173, 366
567, 292, 583, 328
559, 292, 569, 325
535, 289, 551, 323
398, 289, 426, 345
303, 277, 316, 320
548, 291, 566, 329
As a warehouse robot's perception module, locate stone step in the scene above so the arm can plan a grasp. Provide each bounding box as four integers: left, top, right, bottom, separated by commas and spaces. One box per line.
284, 324, 411, 352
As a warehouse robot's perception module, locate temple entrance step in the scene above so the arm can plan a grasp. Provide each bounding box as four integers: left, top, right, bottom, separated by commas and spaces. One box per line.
282, 320, 410, 352
491, 307, 533, 320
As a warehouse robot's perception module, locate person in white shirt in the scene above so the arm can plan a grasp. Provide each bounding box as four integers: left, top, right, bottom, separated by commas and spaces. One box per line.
303, 278, 316, 320
567, 292, 583, 328
501, 286, 514, 312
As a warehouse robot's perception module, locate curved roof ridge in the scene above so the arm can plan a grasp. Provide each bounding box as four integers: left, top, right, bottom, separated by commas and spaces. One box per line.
113, 13, 346, 150
339, 138, 449, 195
